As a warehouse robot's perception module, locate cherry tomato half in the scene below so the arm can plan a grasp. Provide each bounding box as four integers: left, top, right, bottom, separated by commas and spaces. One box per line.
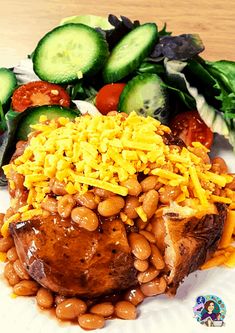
95, 83, 126, 115
12, 81, 70, 112
169, 110, 213, 149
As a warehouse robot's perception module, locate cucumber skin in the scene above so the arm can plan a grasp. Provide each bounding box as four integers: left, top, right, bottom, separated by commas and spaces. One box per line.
0, 68, 17, 104
17, 105, 80, 141
118, 73, 168, 122
33, 24, 109, 84
103, 23, 158, 83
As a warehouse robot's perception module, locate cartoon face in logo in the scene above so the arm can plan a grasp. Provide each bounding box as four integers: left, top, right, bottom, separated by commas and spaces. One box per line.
193, 295, 226, 327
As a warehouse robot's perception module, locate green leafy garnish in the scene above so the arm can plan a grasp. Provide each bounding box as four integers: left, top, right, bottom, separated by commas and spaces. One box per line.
203, 60, 235, 118
164, 59, 233, 144
0, 101, 7, 133
150, 34, 204, 61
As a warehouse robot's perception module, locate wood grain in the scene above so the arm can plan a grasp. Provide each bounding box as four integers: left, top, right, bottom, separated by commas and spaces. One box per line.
0, 0, 235, 67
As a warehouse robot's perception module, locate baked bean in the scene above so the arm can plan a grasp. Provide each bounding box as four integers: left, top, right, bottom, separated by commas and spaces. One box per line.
42, 210, 51, 218
145, 223, 153, 232
142, 190, 159, 219
13, 259, 30, 280
13, 280, 39, 296
0, 213, 4, 229
220, 189, 226, 197
120, 112, 128, 119
140, 176, 158, 192
107, 111, 118, 116
55, 295, 66, 305
107, 111, 128, 119
78, 314, 105, 330
137, 266, 159, 283
225, 188, 235, 201
140, 277, 167, 297
138, 193, 146, 203
7, 247, 18, 262
4, 207, 15, 221
191, 147, 210, 164
36, 288, 54, 309
50, 179, 67, 196
56, 298, 87, 320
226, 175, 235, 190
41, 197, 58, 213
150, 244, 165, 270
139, 230, 156, 243
155, 182, 163, 190
74, 192, 98, 210
136, 218, 148, 230
71, 207, 99, 231
115, 301, 137, 320
211, 157, 228, 174
0, 237, 14, 252
93, 187, 115, 198
123, 196, 140, 219
4, 262, 21, 286
213, 186, 221, 196
90, 302, 114, 317
151, 217, 165, 253
13, 173, 25, 191
149, 162, 157, 170
124, 288, 145, 306
15, 140, 28, 157
98, 196, 125, 217
159, 185, 181, 204
58, 194, 76, 218
129, 233, 151, 260
134, 259, 149, 272
121, 178, 142, 196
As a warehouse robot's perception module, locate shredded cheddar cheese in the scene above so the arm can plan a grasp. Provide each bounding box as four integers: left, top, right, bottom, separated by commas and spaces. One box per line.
1, 213, 21, 237
1, 111, 234, 230
135, 206, 148, 222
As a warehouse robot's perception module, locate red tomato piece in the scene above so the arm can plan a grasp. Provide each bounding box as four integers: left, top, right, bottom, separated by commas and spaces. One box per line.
12, 81, 70, 112
169, 110, 213, 148
95, 83, 126, 115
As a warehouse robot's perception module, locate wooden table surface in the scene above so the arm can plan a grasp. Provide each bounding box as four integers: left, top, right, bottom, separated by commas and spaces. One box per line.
0, 0, 234, 67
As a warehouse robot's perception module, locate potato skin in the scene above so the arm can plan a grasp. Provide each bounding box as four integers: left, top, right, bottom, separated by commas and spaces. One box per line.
165, 203, 227, 294
10, 216, 137, 298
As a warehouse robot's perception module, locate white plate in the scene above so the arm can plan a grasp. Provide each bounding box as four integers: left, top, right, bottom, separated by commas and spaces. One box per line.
0, 135, 235, 333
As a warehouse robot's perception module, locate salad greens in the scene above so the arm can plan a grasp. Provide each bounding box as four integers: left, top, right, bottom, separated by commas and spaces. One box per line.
149, 34, 204, 60
0, 13, 235, 186
164, 59, 230, 139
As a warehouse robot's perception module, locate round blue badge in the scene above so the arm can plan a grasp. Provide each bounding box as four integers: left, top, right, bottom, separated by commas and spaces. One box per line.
196, 296, 206, 304
193, 295, 226, 327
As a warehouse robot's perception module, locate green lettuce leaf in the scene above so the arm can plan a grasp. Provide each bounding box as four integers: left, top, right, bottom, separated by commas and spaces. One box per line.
164, 59, 235, 146
203, 60, 235, 118
205, 60, 235, 92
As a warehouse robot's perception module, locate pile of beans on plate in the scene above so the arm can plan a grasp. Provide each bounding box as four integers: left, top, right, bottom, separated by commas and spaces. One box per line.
0, 169, 175, 330
1, 152, 232, 330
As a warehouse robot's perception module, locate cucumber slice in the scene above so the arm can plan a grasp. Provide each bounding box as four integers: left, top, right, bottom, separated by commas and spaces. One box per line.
17, 105, 80, 140
33, 24, 109, 84
0, 68, 17, 104
60, 15, 113, 30
103, 23, 158, 83
118, 74, 168, 123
